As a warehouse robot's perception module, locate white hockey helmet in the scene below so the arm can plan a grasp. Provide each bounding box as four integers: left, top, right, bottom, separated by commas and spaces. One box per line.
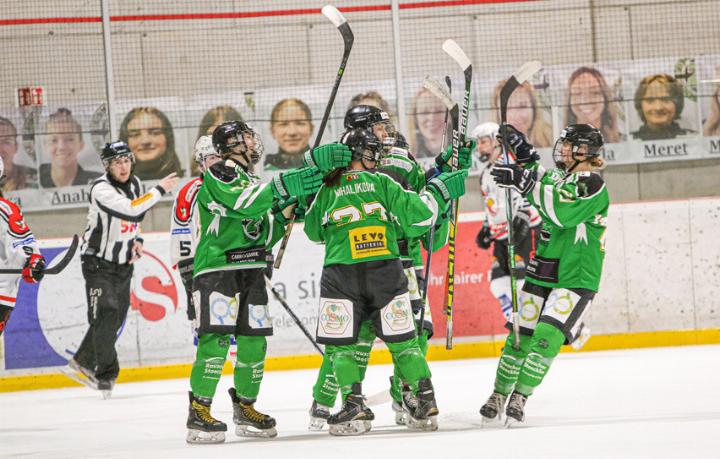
193, 135, 220, 165
470, 122, 499, 141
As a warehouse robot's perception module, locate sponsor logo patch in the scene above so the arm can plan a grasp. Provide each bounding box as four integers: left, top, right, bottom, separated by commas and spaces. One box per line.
349, 225, 390, 259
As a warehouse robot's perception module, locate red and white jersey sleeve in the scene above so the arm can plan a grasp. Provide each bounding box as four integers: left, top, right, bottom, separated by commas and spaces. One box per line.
170, 177, 203, 267
479, 166, 541, 241
0, 197, 40, 307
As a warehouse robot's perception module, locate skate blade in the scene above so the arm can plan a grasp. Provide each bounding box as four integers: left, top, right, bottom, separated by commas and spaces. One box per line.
186, 429, 226, 444
504, 417, 524, 429
100, 390, 113, 400
235, 424, 277, 438
328, 420, 370, 436
60, 367, 98, 390
308, 417, 327, 432
406, 414, 439, 431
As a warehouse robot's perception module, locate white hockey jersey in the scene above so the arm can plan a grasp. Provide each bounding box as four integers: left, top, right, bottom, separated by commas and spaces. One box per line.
169, 177, 202, 267
479, 164, 541, 241
0, 197, 41, 308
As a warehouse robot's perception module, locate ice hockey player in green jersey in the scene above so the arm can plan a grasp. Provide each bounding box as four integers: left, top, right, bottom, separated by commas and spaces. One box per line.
480, 123, 609, 427
304, 126, 468, 435
185, 120, 349, 444
307, 105, 474, 431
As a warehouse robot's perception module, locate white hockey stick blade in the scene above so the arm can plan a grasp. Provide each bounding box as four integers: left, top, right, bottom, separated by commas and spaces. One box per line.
513, 61, 542, 85
322, 5, 347, 28
423, 77, 457, 111
442, 39, 471, 71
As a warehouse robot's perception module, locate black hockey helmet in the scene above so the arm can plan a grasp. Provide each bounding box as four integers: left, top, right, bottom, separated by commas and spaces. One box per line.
343, 105, 390, 130
341, 128, 384, 165
212, 120, 264, 164
392, 132, 409, 151
552, 124, 604, 170
100, 141, 134, 168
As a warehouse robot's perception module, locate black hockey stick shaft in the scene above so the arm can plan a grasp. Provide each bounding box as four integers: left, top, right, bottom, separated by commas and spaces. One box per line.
273, 6, 354, 270
442, 39, 472, 350
264, 275, 324, 356
0, 234, 79, 275
498, 61, 542, 350
418, 76, 452, 333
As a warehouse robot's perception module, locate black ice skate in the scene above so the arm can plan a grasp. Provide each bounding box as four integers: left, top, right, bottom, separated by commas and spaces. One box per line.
97, 379, 115, 400
402, 378, 439, 431
308, 400, 332, 431
60, 358, 98, 390
186, 392, 227, 444
505, 391, 527, 428
228, 388, 277, 438
480, 391, 507, 423
327, 383, 374, 436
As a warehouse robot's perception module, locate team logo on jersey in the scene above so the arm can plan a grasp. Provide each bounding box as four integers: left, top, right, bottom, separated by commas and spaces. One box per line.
349, 226, 390, 259
345, 173, 359, 182
318, 299, 351, 336
206, 201, 227, 236
209, 292, 239, 326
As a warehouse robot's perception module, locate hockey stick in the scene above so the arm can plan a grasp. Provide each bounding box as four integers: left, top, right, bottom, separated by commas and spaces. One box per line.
418, 76, 455, 334
264, 275, 324, 356
0, 234, 79, 275
441, 39, 472, 350
273, 5, 354, 270
498, 61, 542, 350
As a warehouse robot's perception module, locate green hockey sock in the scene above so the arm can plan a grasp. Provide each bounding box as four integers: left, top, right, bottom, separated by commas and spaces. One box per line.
387, 336, 430, 393
190, 333, 231, 398
233, 335, 267, 401
493, 332, 533, 395
312, 352, 339, 407
356, 320, 376, 381
327, 344, 361, 398
390, 328, 429, 402
515, 322, 565, 396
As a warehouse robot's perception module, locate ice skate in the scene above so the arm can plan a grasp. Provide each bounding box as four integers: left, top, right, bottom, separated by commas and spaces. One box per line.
308, 400, 332, 431
571, 324, 592, 350
60, 358, 98, 390
327, 383, 373, 436
97, 379, 115, 399
391, 399, 406, 425
504, 391, 527, 428
402, 378, 439, 431
480, 391, 507, 424
186, 392, 227, 444
228, 388, 277, 438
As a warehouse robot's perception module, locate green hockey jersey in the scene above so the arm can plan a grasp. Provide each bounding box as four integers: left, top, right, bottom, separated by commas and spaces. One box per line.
304, 170, 444, 266
194, 161, 285, 276
525, 165, 609, 291
378, 149, 449, 268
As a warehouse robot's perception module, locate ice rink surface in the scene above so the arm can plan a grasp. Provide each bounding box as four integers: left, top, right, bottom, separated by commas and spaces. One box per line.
3, 344, 719, 459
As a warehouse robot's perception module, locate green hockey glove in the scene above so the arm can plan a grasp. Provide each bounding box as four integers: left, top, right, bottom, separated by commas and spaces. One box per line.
272, 166, 323, 200
426, 170, 468, 205
436, 139, 475, 172
304, 143, 352, 173
271, 196, 298, 226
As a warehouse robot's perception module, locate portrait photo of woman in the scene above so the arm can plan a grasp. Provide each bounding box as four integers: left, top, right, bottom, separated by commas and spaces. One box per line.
119, 106, 183, 180
489, 79, 553, 149
265, 98, 314, 170
406, 86, 449, 158
631, 73, 694, 141
564, 67, 624, 144
193, 105, 243, 175
39, 108, 101, 188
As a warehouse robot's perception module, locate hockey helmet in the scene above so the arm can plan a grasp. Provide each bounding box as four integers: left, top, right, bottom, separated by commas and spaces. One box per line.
100, 141, 135, 168
193, 135, 221, 166
212, 120, 264, 164
552, 124, 604, 170
341, 128, 384, 165
470, 122, 499, 141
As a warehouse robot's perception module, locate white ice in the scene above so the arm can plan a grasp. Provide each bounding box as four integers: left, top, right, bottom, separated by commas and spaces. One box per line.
2, 345, 719, 459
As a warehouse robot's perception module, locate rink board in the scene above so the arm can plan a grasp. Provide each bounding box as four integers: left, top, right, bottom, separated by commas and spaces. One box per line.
1, 197, 719, 391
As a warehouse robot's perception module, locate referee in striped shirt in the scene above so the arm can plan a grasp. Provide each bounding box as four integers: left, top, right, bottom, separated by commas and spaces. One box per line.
68, 141, 178, 395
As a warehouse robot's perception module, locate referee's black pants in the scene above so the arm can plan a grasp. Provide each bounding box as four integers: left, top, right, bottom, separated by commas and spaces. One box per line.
74, 255, 133, 382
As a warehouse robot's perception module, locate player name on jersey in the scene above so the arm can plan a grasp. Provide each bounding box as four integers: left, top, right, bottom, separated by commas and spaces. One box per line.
334, 181, 376, 197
